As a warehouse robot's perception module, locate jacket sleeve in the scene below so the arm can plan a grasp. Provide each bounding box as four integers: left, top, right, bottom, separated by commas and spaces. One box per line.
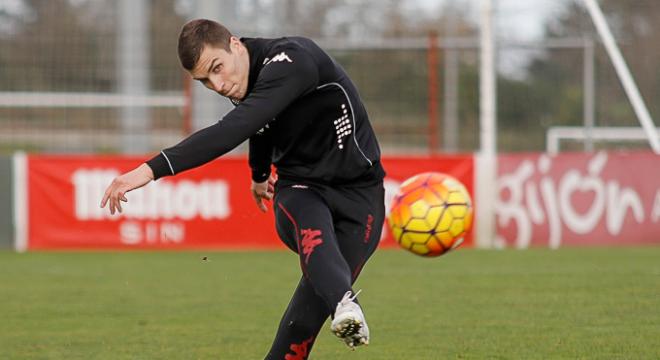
146, 46, 319, 180
248, 132, 273, 182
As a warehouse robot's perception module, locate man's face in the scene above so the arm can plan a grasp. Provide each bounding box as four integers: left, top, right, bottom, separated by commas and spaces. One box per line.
190, 37, 249, 101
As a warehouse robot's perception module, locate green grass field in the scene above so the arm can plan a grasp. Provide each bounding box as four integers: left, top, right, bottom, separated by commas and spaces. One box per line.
1, 247, 659, 359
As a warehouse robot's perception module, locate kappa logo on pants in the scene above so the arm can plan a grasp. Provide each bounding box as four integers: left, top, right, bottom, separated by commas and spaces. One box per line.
300, 228, 323, 264
285, 336, 314, 360
363, 214, 374, 243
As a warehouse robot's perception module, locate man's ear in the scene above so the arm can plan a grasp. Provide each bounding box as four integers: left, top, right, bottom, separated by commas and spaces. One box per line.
230, 36, 241, 52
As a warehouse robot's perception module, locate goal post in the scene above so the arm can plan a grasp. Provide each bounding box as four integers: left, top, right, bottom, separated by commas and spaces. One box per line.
582, 0, 660, 153
546, 126, 660, 155
475, 0, 498, 248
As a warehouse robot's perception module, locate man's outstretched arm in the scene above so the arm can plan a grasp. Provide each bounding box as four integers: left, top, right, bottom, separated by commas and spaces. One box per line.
146, 46, 319, 180
100, 45, 318, 215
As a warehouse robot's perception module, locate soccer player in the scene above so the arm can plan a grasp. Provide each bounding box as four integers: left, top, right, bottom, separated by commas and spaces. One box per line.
100, 19, 385, 359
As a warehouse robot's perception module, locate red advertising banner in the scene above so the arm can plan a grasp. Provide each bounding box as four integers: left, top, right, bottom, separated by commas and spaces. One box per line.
497, 151, 660, 248
26, 155, 474, 250
28, 155, 276, 250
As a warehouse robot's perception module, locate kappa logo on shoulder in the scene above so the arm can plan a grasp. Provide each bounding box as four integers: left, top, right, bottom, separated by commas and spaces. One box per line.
256, 123, 271, 134
263, 52, 293, 66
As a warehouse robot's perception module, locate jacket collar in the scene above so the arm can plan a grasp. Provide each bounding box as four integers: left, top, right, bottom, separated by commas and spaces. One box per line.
241, 37, 267, 99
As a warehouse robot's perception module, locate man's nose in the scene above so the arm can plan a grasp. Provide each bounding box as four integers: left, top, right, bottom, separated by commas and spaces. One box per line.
209, 76, 225, 93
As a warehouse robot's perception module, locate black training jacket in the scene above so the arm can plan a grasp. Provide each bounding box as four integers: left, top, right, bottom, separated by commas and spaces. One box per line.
146, 37, 385, 186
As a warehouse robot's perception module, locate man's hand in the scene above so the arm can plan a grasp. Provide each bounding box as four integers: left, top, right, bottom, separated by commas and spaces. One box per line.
100, 163, 154, 215
251, 173, 277, 212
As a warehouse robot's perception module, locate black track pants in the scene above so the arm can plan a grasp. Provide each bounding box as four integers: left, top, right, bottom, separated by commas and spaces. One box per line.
264, 181, 385, 360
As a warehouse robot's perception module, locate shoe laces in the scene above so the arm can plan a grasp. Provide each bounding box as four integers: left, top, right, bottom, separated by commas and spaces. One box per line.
339, 289, 362, 306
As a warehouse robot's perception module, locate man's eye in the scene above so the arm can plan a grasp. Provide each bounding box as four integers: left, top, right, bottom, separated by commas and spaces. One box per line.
213, 65, 221, 73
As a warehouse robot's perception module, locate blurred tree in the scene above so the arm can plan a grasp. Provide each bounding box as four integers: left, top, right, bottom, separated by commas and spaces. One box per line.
150, 0, 186, 90
530, 0, 660, 129
485, 0, 660, 152
6, 0, 616, 153
0, 0, 115, 92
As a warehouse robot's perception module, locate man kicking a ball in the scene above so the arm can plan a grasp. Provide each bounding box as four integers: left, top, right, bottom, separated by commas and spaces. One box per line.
101, 19, 385, 359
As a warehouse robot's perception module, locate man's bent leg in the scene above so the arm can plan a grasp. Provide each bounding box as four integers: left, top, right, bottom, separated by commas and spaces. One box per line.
320, 183, 386, 347
330, 183, 386, 283
274, 185, 354, 308
272, 185, 367, 353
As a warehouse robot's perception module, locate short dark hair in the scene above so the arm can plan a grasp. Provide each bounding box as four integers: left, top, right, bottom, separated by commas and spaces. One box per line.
178, 19, 233, 71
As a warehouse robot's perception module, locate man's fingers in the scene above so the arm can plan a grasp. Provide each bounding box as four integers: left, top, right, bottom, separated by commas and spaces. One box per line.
252, 190, 273, 212
105, 194, 124, 214
261, 191, 273, 200
100, 166, 152, 215
254, 194, 267, 212
253, 190, 273, 200
252, 191, 263, 206
110, 190, 127, 213
100, 192, 109, 208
